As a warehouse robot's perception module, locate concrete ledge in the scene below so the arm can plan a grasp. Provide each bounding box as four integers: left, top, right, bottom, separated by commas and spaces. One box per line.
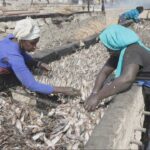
33, 33, 98, 63
85, 85, 145, 149
0, 11, 101, 22
33, 42, 79, 63
83, 33, 98, 48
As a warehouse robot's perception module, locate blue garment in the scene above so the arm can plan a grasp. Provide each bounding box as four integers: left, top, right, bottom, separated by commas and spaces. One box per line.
99, 24, 150, 87
0, 34, 54, 94
120, 9, 140, 23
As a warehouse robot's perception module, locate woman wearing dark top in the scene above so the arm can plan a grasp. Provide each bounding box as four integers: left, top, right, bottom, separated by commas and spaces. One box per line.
0, 17, 80, 96
84, 24, 150, 111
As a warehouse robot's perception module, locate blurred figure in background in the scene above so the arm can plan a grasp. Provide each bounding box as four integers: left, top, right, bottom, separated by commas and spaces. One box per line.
101, 0, 105, 14
118, 6, 144, 26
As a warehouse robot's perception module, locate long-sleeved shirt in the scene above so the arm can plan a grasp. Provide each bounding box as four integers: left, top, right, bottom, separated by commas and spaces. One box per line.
0, 34, 54, 94
120, 9, 140, 23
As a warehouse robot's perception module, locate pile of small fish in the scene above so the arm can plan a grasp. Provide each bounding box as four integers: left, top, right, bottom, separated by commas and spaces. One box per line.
0, 43, 111, 150
132, 20, 150, 47
1, 20, 150, 149
38, 17, 103, 51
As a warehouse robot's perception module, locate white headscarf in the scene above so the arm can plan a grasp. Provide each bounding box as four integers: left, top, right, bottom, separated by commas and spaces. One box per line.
13, 17, 40, 40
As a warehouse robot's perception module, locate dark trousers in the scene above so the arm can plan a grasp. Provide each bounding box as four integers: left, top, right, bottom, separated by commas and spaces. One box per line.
0, 73, 21, 91
143, 86, 150, 100
0, 63, 37, 92
0, 73, 20, 91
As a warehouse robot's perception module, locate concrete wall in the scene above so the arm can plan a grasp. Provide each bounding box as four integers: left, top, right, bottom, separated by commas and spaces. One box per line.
85, 85, 145, 149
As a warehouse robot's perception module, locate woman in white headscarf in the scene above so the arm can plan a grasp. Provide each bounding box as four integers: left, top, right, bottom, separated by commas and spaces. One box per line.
0, 17, 80, 96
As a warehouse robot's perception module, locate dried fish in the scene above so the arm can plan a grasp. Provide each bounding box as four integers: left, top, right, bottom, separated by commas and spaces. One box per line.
48, 109, 56, 117
0, 42, 112, 149
44, 135, 54, 149
32, 132, 45, 141
15, 119, 23, 134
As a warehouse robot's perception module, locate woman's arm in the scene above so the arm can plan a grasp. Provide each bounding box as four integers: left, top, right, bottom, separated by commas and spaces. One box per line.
97, 64, 139, 99
91, 55, 119, 94
22, 51, 38, 67
92, 60, 115, 94
9, 55, 80, 96
23, 52, 51, 71
9, 55, 54, 94
85, 63, 140, 111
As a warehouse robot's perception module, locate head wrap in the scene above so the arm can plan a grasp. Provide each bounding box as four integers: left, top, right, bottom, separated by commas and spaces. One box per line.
13, 17, 40, 40
99, 24, 150, 89
99, 24, 142, 77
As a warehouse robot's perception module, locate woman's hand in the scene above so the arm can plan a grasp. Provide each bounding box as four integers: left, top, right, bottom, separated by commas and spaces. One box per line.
53, 87, 81, 96
39, 62, 51, 72
84, 94, 99, 111
61, 87, 81, 96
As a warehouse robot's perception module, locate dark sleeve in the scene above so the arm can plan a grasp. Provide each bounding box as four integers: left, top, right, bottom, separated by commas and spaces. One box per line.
22, 52, 39, 67
8, 55, 54, 94
106, 54, 119, 69
123, 45, 143, 68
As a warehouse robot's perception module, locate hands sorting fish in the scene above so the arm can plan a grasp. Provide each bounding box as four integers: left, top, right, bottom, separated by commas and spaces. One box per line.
39, 62, 52, 72
55, 87, 81, 97
1, 43, 108, 149
84, 93, 99, 111
36, 43, 108, 111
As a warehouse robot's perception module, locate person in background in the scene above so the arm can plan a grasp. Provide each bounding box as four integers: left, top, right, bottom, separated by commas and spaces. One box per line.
118, 6, 144, 26
0, 17, 80, 96
84, 24, 150, 111
101, 0, 105, 14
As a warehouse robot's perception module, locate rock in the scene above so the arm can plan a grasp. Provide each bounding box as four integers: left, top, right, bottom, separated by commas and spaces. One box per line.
11, 91, 36, 106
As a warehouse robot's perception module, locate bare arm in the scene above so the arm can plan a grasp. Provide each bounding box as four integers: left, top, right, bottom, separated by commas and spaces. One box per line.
92, 63, 114, 93
97, 64, 140, 100
92, 56, 118, 94
52, 86, 81, 96
85, 63, 140, 111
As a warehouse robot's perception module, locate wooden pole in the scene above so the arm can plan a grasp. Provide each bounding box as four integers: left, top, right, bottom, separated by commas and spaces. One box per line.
3, 0, 6, 6
87, 0, 90, 12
